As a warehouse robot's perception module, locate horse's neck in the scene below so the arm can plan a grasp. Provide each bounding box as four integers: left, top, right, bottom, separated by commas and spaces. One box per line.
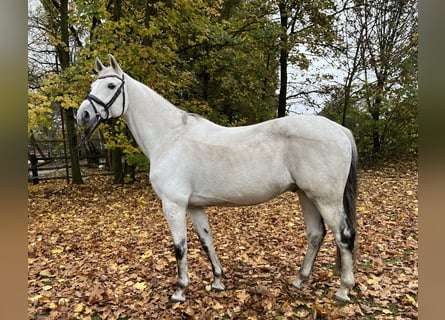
123, 76, 184, 159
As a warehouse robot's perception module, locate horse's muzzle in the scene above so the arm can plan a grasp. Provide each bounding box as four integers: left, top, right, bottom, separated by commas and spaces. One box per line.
81, 110, 91, 123
77, 101, 97, 128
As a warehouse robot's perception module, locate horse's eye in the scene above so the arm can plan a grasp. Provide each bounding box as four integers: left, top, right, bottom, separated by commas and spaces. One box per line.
108, 83, 116, 89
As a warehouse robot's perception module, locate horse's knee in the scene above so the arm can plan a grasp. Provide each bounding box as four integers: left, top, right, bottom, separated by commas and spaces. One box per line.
307, 223, 326, 247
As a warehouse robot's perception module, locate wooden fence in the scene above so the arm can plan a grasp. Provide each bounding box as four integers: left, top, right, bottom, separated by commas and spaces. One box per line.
28, 135, 110, 184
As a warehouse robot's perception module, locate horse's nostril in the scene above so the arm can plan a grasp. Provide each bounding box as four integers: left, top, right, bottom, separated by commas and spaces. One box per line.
83, 111, 90, 122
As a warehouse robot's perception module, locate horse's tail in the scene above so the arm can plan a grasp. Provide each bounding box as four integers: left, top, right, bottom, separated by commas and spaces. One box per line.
336, 128, 358, 268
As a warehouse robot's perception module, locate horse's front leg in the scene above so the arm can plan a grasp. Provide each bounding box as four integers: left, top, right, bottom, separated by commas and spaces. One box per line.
162, 200, 189, 302
188, 208, 225, 291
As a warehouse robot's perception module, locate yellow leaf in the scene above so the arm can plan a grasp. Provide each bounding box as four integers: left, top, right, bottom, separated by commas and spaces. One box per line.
133, 282, 146, 290
49, 302, 57, 310
140, 249, 153, 260
367, 277, 380, 285
74, 303, 84, 313
29, 294, 42, 303
296, 309, 310, 317
184, 306, 195, 316
42, 285, 52, 291
212, 301, 224, 310
172, 301, 182, 309
405, 294, 417, 306
109, 262, 118, 271
39, 269, 54, 277
51, 248, 64, 254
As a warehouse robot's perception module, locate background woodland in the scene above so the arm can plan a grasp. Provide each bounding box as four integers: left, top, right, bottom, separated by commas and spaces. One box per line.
28, 0, 418, 184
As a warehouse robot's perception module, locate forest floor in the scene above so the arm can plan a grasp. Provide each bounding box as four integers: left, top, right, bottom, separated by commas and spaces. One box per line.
28, 160, 418, 319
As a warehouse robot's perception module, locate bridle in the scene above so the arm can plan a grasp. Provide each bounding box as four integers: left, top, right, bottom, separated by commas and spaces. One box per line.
86, 73, 126, 122
78, 73, 126, 147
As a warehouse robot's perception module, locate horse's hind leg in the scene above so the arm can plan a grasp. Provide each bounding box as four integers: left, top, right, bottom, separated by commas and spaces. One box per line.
317, 201, 355, 302
292, 190, 326, 289
188, 208, 225, 291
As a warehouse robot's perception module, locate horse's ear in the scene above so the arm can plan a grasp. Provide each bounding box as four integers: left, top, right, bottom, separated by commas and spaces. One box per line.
95, 57, 105, 72
109, 54, 123, 74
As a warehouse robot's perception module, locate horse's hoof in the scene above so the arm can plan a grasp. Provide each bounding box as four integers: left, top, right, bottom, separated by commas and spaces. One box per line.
333, 290, 351, 303
291, 278, 304, 289
211, 280, 225, 291
170, 292, 186, 303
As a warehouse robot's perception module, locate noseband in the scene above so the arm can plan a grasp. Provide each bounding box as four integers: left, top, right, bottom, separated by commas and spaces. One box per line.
78, 74, 125, 148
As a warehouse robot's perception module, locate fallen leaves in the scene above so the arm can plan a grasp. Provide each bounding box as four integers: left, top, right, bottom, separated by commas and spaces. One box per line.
28, 160, 418, 319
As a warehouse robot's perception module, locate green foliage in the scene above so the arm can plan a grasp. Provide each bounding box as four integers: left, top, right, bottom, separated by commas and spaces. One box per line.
176, 0, 279, 125
28, 91, 53, 135
125, 152, 150, 171
321, 85, 417, 158
64, 0, 280, 157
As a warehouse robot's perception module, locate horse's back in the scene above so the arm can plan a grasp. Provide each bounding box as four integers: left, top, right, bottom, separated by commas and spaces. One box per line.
184, 114, 349, 148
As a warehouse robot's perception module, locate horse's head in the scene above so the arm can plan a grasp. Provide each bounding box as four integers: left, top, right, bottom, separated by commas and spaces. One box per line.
77, 54, 127, 130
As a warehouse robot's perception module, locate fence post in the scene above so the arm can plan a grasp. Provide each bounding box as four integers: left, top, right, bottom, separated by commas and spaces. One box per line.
30, 154, 39, 185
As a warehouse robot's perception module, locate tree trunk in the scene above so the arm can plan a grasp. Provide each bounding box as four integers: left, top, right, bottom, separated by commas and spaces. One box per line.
112, 147, 124, 184
113, 0, 122, 20
65, 107, 84, 184
109, 0, 125, 184
60, 0, 83, 184
278, 2, 289, 118
341, 83, 350, 126
372, 93, 382, 154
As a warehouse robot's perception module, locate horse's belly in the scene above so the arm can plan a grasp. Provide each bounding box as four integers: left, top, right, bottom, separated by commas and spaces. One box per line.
188, 177, 297, 207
